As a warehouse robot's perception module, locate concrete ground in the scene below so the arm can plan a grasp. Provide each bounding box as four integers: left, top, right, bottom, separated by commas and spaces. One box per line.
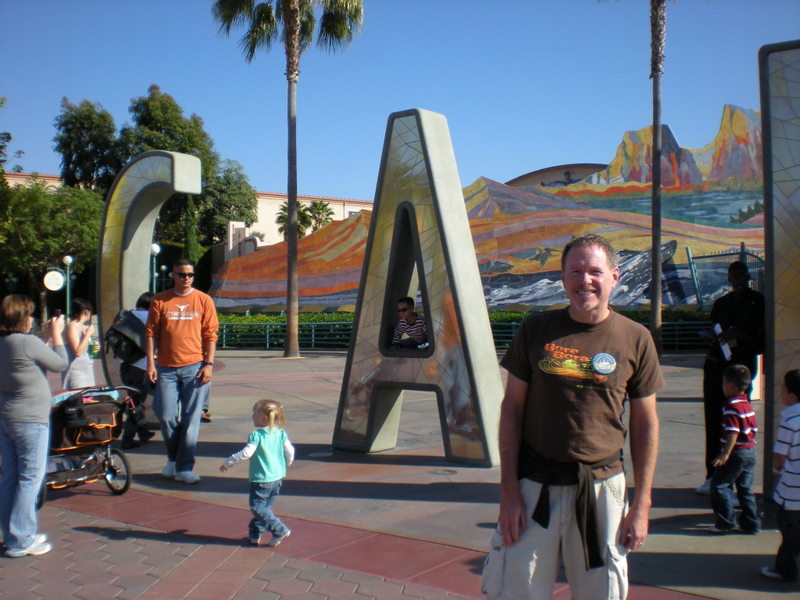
1, 350, 797, 599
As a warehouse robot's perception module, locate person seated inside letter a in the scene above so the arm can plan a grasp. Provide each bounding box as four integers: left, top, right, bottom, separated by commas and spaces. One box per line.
391, 296, 428, 349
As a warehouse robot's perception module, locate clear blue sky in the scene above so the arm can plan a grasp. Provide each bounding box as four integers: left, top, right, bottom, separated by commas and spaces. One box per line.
2, 0, 798, 201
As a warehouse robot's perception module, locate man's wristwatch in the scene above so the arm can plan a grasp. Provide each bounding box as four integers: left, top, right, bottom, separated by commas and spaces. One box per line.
203, 361, 214, 367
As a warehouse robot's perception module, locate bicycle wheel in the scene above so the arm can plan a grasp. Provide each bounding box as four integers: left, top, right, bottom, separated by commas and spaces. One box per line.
104, 448, 131, 495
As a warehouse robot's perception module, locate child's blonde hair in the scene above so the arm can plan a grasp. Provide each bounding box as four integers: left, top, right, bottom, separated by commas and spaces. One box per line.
253, 399, 285, 428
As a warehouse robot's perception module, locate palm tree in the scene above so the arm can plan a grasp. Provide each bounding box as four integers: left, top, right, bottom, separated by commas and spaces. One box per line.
213, 0, 363, 357
649, 0, 667, 356
307, 200, 334, 232
276, 200, 311, 239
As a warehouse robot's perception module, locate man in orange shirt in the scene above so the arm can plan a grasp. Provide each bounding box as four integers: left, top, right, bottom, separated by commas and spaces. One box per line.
146, 259, 218, 484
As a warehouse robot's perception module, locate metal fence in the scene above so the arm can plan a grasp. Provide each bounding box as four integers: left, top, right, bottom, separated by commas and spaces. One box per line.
686, 242, 764, 310
218, 320, 712, 352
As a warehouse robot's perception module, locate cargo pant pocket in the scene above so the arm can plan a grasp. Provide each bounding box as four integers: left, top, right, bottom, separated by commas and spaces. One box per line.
480, 529, 507, 598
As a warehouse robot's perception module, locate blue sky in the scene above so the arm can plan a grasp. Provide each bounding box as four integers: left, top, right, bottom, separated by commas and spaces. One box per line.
2, 0, 798, 201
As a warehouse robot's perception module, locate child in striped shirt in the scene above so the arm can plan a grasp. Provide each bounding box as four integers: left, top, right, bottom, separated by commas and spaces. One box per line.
708, 364, 760, 534
760, 369, 800, 582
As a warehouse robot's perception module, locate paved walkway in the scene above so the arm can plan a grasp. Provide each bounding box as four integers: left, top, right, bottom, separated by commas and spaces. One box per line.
1, 351, 798, 599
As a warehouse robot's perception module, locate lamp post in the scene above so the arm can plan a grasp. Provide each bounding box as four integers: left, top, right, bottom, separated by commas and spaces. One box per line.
150, 244, 161, 293
62, 255, 74, 317
159, 264, 168, 292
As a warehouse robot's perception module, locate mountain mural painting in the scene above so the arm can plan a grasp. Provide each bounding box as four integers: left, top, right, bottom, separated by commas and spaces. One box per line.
211, 105, 764, 310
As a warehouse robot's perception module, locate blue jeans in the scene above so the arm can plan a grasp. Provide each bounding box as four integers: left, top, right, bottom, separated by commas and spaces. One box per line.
249, 480, 289, 541
775, 507, 800, 581
0, 419, 50, 553
152, 362, 210, 472
710, 446, 760, 532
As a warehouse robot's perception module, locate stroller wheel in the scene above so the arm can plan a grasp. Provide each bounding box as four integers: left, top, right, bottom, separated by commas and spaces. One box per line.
104, 448, 131, 495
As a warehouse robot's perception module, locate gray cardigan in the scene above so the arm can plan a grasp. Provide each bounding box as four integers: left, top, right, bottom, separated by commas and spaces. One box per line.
0, 333, 68, 423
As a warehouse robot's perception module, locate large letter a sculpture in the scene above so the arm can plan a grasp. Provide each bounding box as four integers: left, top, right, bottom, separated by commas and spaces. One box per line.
332, 109, 502, 466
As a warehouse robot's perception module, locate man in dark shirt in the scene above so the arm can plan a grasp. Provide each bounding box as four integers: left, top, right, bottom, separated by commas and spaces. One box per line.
697, 261, 765, 495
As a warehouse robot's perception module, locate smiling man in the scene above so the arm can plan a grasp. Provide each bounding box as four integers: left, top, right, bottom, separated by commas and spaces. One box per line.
481, 234, 663, 600
146, 258, 218, 485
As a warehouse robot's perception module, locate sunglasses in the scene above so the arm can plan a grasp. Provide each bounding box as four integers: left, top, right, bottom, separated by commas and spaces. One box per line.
176, 272, 195, 279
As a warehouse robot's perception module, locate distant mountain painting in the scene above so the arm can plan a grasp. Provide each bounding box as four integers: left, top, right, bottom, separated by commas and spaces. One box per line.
211, 104, 764, 310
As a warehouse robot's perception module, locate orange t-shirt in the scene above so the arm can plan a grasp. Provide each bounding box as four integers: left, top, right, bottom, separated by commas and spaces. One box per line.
145, 289, 218, 368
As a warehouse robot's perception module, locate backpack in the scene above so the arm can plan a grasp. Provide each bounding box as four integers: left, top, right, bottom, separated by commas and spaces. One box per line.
104, 310, 146, 363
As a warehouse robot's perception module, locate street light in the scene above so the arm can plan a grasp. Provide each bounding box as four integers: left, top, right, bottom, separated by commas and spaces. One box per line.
150, 244, 161, 293
62, 255, 74, 318
159, 264, 169, 292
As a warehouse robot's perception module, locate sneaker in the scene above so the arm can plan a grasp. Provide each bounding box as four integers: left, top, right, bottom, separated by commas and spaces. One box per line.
201, 409, 212, 423
139, 430, 156, 444
249, 536, 261, 545
5, 538, 53, 558
267, 530, 291, 547
161, 461, 176, 478
707, 525, 736, 534
760, 566, 788, 581
695, 479, 711, 495
121, 438, 139, 450
174, 470, 200, 484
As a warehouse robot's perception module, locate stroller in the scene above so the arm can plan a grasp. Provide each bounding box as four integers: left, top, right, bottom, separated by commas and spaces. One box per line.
39, 385, 137, 507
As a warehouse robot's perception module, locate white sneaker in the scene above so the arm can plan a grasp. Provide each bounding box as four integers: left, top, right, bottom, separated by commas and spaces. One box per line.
161, 461, 176, 478
267, 530, 291, 547
760, 566, 788, 581
6, 538, 53, 558
174, 470, 200, 484
695, 479, 711, 495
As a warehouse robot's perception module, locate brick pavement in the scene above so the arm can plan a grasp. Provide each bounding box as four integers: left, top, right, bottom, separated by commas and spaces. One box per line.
3, 492, 477, 600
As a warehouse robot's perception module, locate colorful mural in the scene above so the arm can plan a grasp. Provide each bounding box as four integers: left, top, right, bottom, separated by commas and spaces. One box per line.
210, 104, 764, 310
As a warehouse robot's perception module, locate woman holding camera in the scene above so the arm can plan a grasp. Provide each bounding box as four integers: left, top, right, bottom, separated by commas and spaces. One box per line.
0, 295, 67, 557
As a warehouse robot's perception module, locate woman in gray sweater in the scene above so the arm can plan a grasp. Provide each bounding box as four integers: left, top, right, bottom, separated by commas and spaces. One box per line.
0, 295, 67, 558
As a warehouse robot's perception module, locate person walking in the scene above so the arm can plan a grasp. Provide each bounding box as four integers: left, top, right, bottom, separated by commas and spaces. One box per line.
146, 259, 218, 484
220, 399, 294, 547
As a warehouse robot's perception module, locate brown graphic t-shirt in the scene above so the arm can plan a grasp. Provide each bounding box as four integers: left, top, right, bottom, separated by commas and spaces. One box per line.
501, 309, 663, 478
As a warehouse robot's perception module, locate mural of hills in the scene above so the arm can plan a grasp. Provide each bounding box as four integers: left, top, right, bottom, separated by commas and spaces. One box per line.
211, 104, 764, 309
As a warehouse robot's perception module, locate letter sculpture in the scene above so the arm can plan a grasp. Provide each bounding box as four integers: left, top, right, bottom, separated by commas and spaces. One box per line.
333, 109, 502, 466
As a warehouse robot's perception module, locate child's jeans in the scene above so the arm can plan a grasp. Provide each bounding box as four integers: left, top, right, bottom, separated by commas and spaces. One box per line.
710, 446, 760, 532
249, 480, 289, 542
774, 507, 800, 581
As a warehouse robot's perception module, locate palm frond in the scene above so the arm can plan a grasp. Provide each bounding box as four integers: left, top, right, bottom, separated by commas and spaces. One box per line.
213, 0, 257, 34
317, 0, 363, 51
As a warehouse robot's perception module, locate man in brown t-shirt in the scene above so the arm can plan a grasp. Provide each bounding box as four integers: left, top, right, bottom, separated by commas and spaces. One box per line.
481, 235, 663, 600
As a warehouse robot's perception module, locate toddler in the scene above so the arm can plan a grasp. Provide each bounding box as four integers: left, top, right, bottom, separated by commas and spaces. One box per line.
709, 364, 760, 533
220, 399, 294, 546
761, 369, 800, 582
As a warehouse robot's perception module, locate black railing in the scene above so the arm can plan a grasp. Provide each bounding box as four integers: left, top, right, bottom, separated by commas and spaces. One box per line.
218, 320, 711, 352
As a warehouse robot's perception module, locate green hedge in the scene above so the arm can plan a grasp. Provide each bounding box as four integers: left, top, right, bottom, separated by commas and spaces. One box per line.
218, 308, 710, 325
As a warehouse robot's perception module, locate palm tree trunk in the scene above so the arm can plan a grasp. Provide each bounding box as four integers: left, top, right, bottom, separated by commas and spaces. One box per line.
283, 0, 301, 358
649, 0, 666, 355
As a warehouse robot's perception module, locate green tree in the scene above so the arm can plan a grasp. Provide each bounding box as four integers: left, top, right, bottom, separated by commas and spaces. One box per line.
53, 98, 120, 194
276, 200, 311, 239
200, 159, 258, 246
307, 200, 333, 232
0, 97, 25, 175
649, 0, 667, 355
213, 0, 363, 357
118, 84, 220, 256
0, 180, 103, 315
